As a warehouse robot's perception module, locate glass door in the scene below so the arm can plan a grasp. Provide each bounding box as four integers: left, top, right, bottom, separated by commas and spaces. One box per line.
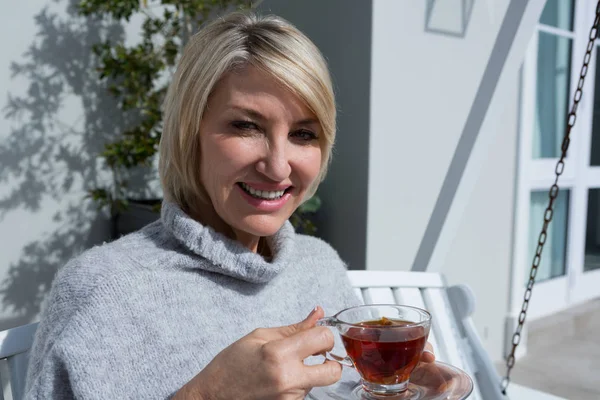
513, 0, 600, 319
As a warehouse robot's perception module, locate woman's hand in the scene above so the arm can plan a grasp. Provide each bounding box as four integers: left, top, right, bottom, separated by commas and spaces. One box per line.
421, 341, 436, 363
174, 306, 340, 400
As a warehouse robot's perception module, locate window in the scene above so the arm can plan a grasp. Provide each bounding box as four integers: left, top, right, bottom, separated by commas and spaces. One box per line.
528, 190, 570, 281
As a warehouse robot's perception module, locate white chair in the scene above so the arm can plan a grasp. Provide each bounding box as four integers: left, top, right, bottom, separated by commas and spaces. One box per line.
0, 271, 563, 400
0, 322, 37, 400
348, 270, 564, 400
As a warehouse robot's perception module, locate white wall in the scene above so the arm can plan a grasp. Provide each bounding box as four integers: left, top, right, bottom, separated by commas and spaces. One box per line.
366, 0, 509, 271
0, 0, 150, 331
440, 75, 520, 361
366, 0, 546, 361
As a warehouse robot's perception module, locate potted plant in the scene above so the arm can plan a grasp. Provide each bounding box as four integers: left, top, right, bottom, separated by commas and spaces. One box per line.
79, 0, 321, 238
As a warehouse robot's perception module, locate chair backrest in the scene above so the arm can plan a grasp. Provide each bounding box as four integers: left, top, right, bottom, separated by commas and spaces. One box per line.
0, 322, 38, 400
348, 270, 497, 400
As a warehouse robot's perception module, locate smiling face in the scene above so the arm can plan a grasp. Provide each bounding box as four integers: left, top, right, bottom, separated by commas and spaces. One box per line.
198, 65, 322, 251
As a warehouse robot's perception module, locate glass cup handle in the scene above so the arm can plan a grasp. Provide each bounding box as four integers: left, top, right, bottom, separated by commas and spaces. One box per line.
316, 317, 354, 368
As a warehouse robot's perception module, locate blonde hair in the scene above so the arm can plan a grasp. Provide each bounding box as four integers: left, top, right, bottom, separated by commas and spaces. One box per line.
159, 11, 336, 213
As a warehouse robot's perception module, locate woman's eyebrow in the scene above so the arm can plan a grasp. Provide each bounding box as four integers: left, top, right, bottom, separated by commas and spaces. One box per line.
228, 106, 267, 121
294, 118, 319, 126
229, 105, 318, 126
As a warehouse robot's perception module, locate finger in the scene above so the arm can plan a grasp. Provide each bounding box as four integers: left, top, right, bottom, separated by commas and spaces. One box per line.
276, 326, 335, 360
296, 306, 325, 330
276, 306, 325, 338
298, 359, 343, 388
410, 363, 446, 389
421, 341, 436, 363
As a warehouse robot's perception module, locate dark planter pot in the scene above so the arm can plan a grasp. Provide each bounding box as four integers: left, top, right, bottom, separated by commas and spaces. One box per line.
113, 198, 161, 239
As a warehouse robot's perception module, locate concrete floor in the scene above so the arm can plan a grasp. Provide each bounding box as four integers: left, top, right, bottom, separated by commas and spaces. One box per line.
497, 298, 600, 400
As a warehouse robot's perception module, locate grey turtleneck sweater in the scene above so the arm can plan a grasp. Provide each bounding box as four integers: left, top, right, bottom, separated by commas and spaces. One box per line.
24, 201, 360, 399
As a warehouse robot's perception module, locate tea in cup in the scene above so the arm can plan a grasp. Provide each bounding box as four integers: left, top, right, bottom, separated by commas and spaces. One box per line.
317, 305, 431, 397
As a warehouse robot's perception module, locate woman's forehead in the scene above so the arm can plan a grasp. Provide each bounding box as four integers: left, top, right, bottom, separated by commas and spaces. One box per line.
208, 66, 317, 122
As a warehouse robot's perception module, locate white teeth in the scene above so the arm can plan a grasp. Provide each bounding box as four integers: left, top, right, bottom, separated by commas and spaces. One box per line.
240, 183, 286, 200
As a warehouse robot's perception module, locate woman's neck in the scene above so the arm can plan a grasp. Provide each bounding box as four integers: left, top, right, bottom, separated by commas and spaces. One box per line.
230, 228, 260, 253
189, 203, 266, 255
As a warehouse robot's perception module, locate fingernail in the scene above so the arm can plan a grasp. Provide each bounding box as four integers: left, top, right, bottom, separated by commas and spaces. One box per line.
307, 306, 318, 318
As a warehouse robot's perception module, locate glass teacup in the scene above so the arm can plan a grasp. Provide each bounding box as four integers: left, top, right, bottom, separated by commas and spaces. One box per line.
317, 304, 431, 397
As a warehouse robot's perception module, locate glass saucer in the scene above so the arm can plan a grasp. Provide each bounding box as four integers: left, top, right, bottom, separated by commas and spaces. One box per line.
307, 361, 473, 400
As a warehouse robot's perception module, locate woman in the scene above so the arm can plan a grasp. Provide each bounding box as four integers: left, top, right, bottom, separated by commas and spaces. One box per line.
25, 11, 433, 399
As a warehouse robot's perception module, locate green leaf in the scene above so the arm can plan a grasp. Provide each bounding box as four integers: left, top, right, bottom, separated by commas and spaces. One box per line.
298, 195, 322, 213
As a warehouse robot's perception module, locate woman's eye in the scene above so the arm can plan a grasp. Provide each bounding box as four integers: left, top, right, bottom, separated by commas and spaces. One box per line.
231, 121, 260, 131
291, 129, 318, 142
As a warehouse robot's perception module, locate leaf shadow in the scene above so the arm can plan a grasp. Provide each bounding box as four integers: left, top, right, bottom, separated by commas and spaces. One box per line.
0, 0, 143, 325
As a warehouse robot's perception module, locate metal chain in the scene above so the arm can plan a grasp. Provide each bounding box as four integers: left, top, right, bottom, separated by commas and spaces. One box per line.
501, 2, 600, 395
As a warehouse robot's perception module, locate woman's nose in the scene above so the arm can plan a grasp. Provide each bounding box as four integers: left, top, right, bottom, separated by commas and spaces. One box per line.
255, 141, 292, 182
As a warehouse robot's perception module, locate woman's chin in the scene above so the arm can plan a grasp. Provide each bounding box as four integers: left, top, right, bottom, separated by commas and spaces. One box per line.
235, 214, 291, 238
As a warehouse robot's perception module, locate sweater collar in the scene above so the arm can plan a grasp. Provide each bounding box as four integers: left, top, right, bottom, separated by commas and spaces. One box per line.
160, 201, 295, 283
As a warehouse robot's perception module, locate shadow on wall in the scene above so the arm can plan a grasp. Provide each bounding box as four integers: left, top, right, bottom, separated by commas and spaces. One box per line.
0, 0, 146, 330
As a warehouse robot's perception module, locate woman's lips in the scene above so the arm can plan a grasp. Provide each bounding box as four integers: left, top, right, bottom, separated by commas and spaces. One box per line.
236, 183, 292, 212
